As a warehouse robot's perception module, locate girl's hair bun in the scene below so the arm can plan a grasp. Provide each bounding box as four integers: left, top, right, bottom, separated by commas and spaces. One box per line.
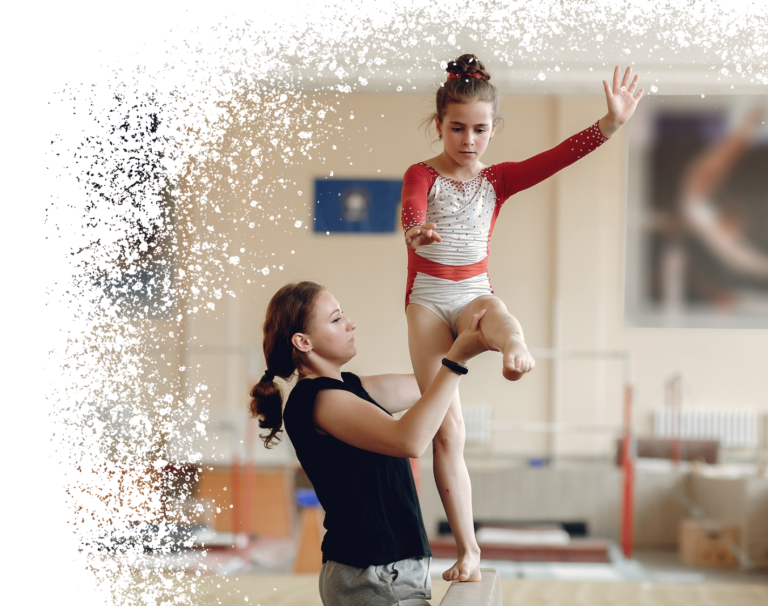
424, 52, 501, 142
445, 54, 492, 81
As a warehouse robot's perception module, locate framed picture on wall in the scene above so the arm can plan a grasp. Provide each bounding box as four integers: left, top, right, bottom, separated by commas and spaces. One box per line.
625, 96, 768, 328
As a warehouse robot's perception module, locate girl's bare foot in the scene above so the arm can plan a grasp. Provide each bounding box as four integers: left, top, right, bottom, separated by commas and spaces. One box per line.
502, 337, 535, 381
442, 547, 482, 582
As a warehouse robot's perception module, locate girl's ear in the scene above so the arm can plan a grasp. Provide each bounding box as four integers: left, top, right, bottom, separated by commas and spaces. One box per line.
435, 116, 442, 137
291, 333, 312, 354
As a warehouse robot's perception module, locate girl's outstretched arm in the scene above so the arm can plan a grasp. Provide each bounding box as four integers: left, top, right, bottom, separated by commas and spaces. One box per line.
490, 67, 644, 203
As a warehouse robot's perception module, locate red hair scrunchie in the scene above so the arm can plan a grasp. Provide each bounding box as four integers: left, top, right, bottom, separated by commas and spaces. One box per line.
447, 72, 484, 81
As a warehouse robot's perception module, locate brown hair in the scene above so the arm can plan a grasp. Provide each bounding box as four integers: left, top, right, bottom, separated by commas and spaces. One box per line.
249, 281, 325, 447
426, 54, 501, 137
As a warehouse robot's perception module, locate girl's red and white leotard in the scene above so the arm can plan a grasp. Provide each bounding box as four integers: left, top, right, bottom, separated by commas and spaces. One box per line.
401, 121, 609, 312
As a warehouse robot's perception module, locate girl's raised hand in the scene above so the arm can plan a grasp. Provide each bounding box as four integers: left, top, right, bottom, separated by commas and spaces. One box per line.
599, 66, 644, 138
405, 222, 443, 250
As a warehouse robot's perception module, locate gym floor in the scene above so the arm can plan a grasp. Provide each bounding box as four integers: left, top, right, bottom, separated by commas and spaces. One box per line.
121, 570, 768, 606
110, 547, 767, 605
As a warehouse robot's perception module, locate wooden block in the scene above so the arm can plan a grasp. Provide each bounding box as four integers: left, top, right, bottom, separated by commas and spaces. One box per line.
679, 518, 739, 569
294, 508, 324, 573
194, 466, 294, 536
439, 568, 501, 606
688, 473, 768, 567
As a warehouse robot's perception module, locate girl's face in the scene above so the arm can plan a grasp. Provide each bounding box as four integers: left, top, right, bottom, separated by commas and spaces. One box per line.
306, 289, 357, 364
436, 100, 496, 168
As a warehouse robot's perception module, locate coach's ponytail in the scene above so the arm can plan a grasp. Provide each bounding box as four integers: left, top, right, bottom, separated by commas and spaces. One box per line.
249, 281, 325, 447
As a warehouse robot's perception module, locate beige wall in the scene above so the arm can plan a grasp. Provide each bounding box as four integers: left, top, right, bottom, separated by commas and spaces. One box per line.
175, 91, 767, 465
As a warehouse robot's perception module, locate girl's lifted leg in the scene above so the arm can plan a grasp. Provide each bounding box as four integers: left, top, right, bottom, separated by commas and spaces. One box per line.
406, 304, 482, 582
457, 295, 535, 381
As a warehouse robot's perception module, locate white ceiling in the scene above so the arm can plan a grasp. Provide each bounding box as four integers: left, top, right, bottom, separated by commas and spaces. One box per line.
236, 2, 768, 95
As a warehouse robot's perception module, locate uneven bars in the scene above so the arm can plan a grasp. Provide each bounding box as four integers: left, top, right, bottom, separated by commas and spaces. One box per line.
512, 347, 636, 558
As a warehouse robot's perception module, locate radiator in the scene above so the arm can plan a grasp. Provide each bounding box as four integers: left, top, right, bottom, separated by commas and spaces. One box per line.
463, 406, 492, 444
653, 408, 758, 448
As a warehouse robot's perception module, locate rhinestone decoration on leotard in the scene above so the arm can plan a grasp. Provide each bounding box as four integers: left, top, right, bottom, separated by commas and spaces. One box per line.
402, 207, 426, 232
568, 121, 609, 158
413, 164, 497, 267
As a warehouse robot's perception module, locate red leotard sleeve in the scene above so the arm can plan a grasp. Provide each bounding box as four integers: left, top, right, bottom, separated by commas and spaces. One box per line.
401, 163, 437, 232
489, 121, 610, 204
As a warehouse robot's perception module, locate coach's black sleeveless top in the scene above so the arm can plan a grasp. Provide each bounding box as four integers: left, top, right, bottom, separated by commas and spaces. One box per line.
283, 372, 431, 567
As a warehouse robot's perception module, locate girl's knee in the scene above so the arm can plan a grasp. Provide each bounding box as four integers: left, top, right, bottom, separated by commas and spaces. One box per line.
459, 295, 509, 333
481, 296, 510, 316
434, 415, 465, 451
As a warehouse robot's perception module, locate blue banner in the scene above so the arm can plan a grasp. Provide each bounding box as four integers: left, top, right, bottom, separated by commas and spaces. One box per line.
314, 178, 403, 233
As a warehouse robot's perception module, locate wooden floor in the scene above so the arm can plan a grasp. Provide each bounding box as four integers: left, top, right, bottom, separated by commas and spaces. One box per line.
123, 572, 768, 605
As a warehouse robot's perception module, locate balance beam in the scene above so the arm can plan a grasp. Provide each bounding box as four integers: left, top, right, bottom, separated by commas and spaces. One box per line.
439, 568, 501, 606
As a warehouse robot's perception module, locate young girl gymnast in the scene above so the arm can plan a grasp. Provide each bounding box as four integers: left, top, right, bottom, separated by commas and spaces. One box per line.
401, 54, 644, 582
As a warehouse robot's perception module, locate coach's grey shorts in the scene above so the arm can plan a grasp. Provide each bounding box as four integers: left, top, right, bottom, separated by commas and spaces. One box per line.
318, 557, 431, 606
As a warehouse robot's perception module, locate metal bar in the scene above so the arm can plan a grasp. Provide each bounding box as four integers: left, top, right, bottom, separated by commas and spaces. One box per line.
242, 419, 256, 545
621, 385, 635, 559
548, 299, 562, 465
667, 374, 683, 467
489, 421, 623, 434
231, 455, 241, 547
